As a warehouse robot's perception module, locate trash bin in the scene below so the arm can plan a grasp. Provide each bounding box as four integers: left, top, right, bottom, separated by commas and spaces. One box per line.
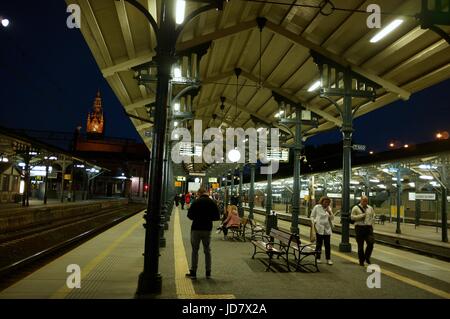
266, 211, 278, 235
14, 194, 22, 203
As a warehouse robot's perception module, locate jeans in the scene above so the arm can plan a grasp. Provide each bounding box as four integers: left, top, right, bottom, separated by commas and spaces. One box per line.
355, 225, 374, 264
190, 230, 212, 273
316, 233, 331, 260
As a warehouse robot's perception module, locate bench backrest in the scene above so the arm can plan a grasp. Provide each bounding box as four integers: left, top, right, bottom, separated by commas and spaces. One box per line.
270, 228, 300, 249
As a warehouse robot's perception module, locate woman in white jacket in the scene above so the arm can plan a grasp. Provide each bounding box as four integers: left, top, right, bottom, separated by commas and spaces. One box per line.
310, 196, 334, 265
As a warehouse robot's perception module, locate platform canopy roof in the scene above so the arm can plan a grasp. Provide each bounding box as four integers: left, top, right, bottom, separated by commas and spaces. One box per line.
71, 0, 450, 172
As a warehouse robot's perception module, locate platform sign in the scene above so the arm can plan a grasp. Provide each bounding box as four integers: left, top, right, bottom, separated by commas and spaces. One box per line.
265, 147, 289, 162
208, 177, 217, 183
176, 176, 186, 181
211, 183, 219, 189
179, 142, 202, 157
327, 193, 342, 199
409, 192, 436, 201
64, 174, 72, 180
352, 144, 366, 151
188, 182, 201, 192
175, 181, 182, 187
189, 172, 206, 176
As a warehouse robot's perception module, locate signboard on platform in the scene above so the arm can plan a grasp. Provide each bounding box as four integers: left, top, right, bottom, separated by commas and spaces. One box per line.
64, 174, 72, 180
352, 144, 366, 151
188, 182, 201, 192
408, 192, 436, 201
176, 176, 186, 181
179, 142, 202, 157
208, 177, 217, 183
211, 183, 219, 189
189, 172, 206, 176
175, 181, 182, 187
327, 193, 342, 199
265, 147, 289, 162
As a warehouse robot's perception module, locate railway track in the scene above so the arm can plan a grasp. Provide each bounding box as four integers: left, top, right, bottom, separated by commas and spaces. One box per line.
0, 202, 145, 289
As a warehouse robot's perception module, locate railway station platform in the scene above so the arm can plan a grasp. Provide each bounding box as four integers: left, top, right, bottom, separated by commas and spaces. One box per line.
0, 206, 448, 300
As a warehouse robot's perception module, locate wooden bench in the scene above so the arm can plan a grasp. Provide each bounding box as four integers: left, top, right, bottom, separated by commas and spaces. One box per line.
251, 228, 286, 271
228, 224, 242, 240
240, 217, 265, 242
251, 228, 320, 272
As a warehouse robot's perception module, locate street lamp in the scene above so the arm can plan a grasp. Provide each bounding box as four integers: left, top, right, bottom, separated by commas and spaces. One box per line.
1, 18, 10, 28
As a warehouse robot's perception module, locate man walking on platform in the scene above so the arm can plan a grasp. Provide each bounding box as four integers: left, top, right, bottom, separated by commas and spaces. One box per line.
186, 187, 220, 279
351, 196, 376, 266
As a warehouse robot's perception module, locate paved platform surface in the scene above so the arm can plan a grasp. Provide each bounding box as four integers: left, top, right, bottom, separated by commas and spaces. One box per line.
0, 207, 449, 299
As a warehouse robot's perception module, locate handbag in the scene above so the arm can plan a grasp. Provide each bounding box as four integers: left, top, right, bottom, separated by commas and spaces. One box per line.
309, 223, 317, 243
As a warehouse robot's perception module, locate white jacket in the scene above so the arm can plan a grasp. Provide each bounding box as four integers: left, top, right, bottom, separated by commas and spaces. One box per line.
310, 204, 334, 235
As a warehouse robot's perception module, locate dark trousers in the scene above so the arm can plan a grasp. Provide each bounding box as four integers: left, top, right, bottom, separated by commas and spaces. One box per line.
316, 233, 331, 260
190, 230, 212, 273
181, 203, 185, 209
355, 225, 374, 264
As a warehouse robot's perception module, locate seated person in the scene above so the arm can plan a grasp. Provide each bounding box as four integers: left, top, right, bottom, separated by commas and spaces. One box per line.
219, 205, 241, 240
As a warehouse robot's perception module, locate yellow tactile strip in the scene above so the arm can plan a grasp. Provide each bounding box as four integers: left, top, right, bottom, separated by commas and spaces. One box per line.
173, 207, 235, 299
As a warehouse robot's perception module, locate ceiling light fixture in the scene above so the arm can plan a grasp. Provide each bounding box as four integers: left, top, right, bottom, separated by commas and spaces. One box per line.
175, 0, 186, 25
370, 19, 403, 43
307, 80, 321, 92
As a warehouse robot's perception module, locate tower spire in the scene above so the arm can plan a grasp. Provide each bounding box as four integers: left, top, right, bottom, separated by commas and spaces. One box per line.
86, 90, 104, 136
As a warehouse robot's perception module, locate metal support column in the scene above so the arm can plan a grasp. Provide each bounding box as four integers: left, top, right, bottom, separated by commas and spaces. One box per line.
396, 166, 402, 234
135, 0, 176, 296
225, 174, 229, 208
265, 163, 273, 234
291, 106, 302, 235
44, 163, 49, 205
238, 165, 244, 218
311, 51, 379, 253
230, 169, 235, 203
440, 165, 448, 242
249, 164, 255, 220
60, 157, 66, 203
339, 70, 353, 252
124, 2, 223, 295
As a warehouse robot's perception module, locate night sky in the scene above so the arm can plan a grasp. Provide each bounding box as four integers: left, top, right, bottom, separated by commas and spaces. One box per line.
0, 0, 142, 142
1, 1, 449, 152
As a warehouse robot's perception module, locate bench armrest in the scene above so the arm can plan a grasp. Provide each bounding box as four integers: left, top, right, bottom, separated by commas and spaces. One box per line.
300, 243, 318, 253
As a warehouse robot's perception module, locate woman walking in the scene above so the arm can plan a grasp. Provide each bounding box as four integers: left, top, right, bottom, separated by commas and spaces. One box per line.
310, 196, 334, 265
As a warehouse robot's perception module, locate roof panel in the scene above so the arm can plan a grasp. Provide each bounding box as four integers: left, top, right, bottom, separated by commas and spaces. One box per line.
74, 0, 450, 164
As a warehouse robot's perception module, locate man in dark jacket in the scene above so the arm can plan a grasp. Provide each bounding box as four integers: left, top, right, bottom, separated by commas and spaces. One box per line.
186, 187, 220, 279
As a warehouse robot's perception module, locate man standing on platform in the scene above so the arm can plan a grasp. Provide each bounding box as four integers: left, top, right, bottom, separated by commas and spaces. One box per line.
186, 187, 220, 279
351, 195, 376, 266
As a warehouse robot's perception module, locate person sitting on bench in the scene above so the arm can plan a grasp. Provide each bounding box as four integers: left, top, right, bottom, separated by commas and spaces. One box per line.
218, 205, 240, 240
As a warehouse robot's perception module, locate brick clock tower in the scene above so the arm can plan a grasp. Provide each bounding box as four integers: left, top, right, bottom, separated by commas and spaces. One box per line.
86, 91, 104, 138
